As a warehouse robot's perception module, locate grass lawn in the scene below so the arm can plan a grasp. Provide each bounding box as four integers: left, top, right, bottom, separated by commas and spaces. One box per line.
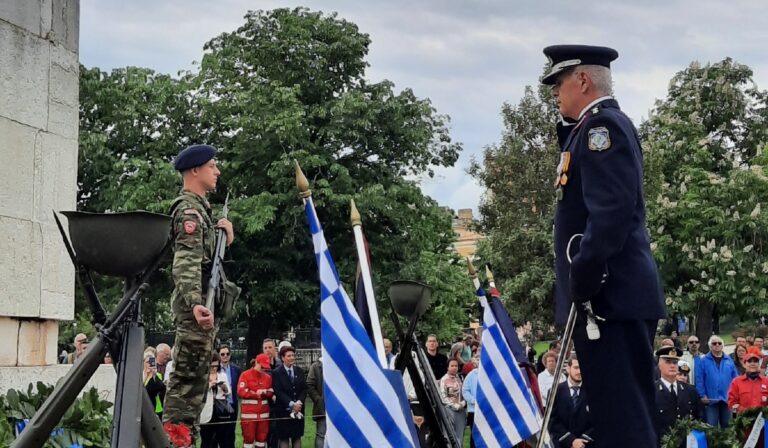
222, 399, 474, 447
221, 402, 318, 448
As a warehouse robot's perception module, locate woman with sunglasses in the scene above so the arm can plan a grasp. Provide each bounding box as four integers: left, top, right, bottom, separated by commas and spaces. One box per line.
199, 352, 232, 447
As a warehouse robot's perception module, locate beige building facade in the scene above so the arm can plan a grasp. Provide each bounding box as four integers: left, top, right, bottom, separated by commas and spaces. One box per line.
452, 208, 485, 258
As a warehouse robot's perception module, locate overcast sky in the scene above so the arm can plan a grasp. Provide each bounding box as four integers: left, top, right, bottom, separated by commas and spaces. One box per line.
80, 0, 768, 215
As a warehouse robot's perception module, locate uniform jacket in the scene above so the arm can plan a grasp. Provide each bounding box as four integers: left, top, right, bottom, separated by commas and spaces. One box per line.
549, 381, 594, 447
238, 368, 274, 420
272, 364, 307, 419
654, 380, 701, 439
553, 98, 666, 324
695, 353, 738, 402
170, 190, 215, 319
727, 374, 768, 412
306, 360, 324, 420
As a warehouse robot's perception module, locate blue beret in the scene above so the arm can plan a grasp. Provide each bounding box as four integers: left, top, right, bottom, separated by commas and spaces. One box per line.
172, 144, 217, 171
541, 45, 619, 85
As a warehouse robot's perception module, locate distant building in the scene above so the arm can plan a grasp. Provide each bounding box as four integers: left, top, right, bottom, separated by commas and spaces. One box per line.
452, 209, 485, 258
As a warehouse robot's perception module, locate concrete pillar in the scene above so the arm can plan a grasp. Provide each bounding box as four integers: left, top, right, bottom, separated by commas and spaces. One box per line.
0, 0, 79, 369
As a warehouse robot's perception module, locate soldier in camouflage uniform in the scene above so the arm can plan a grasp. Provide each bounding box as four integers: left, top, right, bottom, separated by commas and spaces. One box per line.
163, 144, 234, 447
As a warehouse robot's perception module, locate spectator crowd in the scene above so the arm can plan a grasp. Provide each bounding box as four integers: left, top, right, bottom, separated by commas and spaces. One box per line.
534, 332, 768, 446
59, 326, 768, 447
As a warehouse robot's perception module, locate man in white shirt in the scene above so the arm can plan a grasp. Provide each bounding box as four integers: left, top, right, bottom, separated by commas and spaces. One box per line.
680, 335, 703, 386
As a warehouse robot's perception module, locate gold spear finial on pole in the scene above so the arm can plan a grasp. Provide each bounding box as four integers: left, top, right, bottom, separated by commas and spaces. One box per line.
467, 257, 477, 279
485, 265, 495, 283
294, 160, 311, 198
350, 199, 362, 226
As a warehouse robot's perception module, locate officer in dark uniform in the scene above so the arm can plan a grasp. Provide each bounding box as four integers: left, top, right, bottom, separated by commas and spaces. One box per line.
549, 354, 594, 447
544, 45, 667, 447
654, 346, 702, 443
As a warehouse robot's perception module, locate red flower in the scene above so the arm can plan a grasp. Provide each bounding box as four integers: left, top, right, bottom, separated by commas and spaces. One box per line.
163, 422, 192, 447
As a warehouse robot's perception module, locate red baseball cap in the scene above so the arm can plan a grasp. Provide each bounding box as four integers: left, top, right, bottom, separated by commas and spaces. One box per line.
255, 353, 271, 369
744, 347, 762, 362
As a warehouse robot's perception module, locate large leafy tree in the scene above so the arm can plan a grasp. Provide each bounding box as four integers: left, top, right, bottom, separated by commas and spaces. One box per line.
470, 85, 560, 328
642, 59, 768, 342
195, 8, 466, 351
68, 66, 201, 339
72, 8, 471, 354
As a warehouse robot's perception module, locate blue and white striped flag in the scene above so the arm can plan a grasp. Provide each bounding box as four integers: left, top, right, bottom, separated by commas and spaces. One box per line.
473, 287, 542, 447
302, 196, 417, 448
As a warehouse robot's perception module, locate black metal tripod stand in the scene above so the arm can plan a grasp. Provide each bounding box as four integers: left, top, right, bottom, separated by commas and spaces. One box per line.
12, 211, 173, 448
388, 281, 460, 448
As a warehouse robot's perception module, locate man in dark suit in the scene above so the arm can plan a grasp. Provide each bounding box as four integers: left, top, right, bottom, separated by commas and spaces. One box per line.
272, 346, 307, 448
655, 346, 701, 443
219, 344, 241, 448
549, 354, 594, 447
544, 44, 667, 447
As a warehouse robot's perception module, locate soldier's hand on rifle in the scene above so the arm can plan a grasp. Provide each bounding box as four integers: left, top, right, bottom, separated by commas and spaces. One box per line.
216, 218, 234, 246
193, 304, 214, 330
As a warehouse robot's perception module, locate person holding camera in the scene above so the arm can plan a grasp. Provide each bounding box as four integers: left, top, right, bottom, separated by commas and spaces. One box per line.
143, 351, 166, 421
200, 351, 233, 447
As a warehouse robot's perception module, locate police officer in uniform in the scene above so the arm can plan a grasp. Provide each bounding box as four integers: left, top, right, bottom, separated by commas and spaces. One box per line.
163, 144, 235, 447
544, 45, 667, 447
654, 346, 701, 443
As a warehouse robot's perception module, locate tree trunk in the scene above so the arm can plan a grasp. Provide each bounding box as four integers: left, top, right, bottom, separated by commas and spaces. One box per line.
696, 300, 714, 354
247, 313, 272, 363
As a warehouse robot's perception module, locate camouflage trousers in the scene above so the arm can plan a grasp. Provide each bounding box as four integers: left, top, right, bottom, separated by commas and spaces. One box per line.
163, 318, 215, 427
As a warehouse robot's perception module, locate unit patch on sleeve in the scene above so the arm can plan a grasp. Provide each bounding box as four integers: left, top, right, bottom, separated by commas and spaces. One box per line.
588, 127, 611, 152
183, 221, 197, 234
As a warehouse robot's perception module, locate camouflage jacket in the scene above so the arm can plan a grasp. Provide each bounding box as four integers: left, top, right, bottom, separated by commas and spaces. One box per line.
170, 190, 215, 318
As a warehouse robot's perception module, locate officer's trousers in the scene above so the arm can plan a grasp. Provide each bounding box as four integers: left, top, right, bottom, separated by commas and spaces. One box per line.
572, 316, 658, 448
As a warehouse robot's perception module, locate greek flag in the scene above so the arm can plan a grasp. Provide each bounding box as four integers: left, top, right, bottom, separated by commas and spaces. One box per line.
473, 287, 542, 447
302, 196, 417, 448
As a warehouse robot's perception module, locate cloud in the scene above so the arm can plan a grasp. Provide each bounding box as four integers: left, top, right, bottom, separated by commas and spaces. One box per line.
80, 0, 768, 213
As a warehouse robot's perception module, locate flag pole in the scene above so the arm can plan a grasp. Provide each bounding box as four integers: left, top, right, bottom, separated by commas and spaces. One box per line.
485, 265, 496, 289
467, 258, 482, 291
350, 199, 388, 369
294, 160, 312, 203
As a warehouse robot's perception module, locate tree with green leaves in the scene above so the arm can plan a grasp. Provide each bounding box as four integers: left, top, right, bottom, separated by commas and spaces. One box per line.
469, 84, 560, 329
641, 58, 768, 342
70, 66, 199, 338
195, 8, 467, 354
72, 8, 471, 357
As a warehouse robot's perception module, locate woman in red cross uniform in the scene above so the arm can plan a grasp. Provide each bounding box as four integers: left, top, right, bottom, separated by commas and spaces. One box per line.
238, 353, 275, 448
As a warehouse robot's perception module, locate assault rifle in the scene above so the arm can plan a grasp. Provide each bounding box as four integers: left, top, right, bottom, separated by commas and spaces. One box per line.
205, 193, 229, 317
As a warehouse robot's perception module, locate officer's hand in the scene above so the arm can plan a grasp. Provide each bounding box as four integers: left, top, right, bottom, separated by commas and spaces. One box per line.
193, 305, 214, 330
216, 218, 234, 246
572, 439, 587, 448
